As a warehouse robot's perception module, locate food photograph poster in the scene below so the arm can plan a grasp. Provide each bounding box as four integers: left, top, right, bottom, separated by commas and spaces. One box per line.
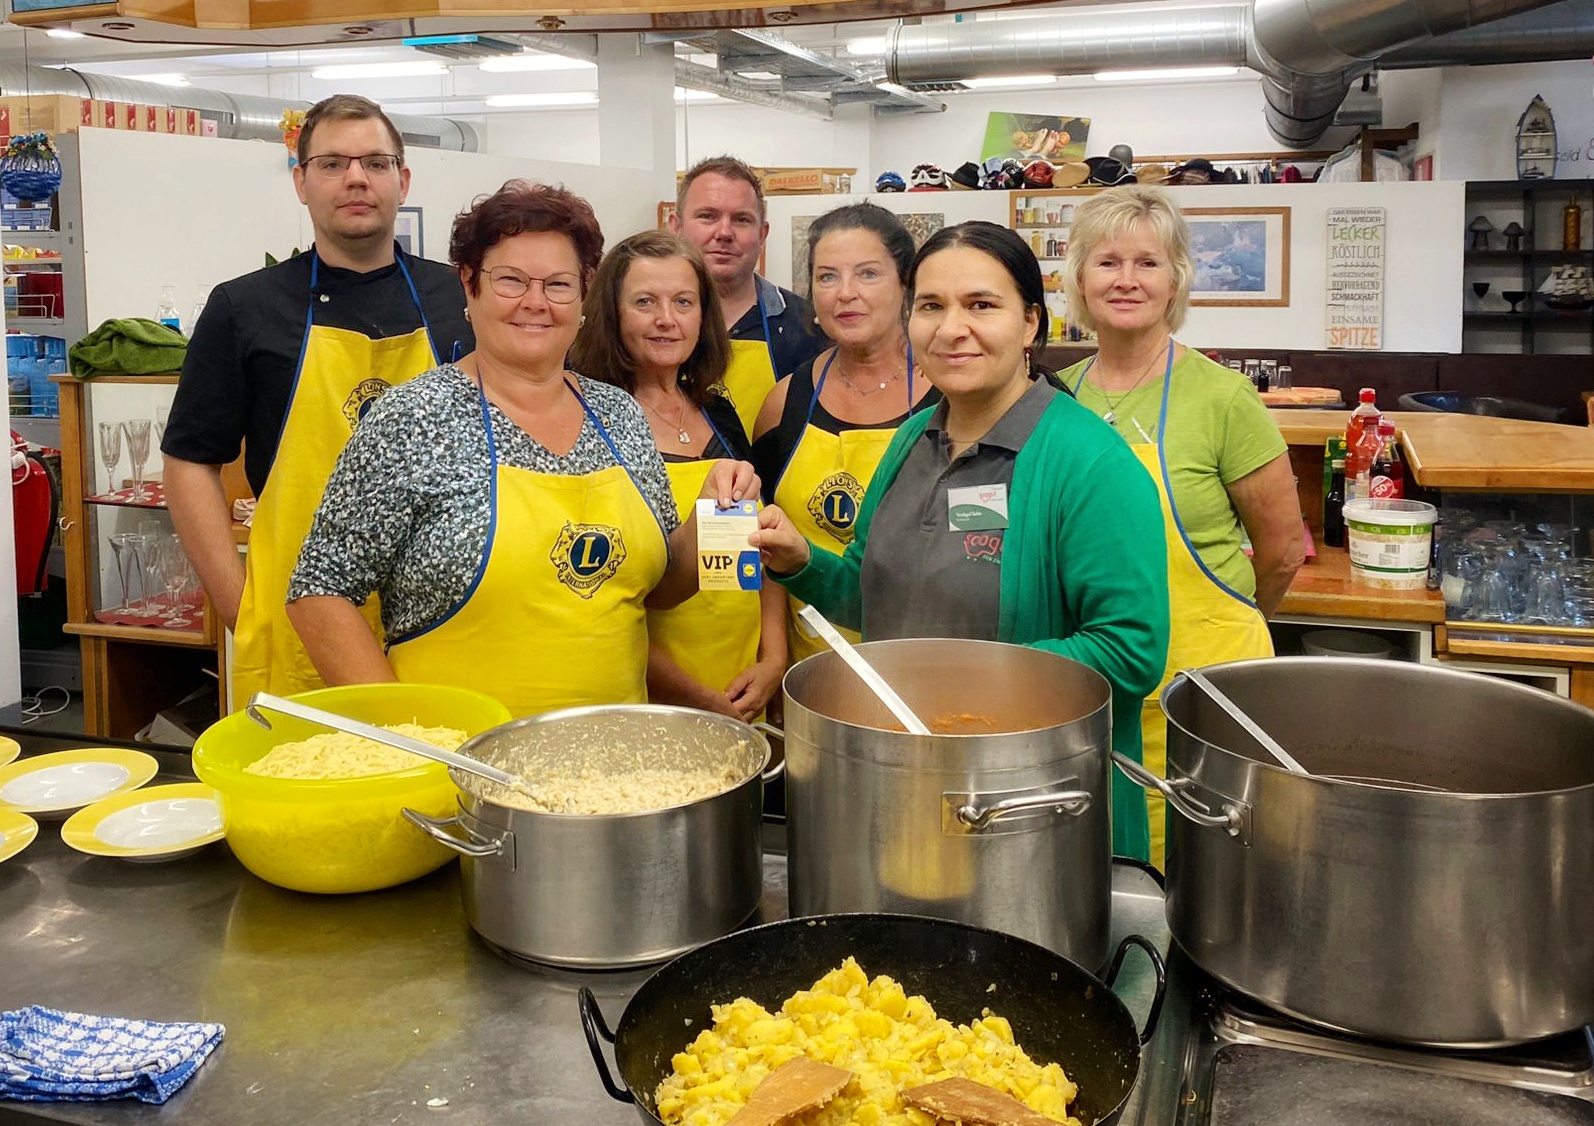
981, 114, 1089, 163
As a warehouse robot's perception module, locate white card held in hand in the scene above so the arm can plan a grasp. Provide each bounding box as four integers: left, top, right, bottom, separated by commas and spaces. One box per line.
696, 499, 762, 592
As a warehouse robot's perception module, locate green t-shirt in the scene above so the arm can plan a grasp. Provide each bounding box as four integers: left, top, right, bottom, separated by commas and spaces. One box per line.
1062, 349, 1287, 600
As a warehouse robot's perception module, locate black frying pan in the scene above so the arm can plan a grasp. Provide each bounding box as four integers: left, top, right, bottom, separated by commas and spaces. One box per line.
580, 913, 1164, 1126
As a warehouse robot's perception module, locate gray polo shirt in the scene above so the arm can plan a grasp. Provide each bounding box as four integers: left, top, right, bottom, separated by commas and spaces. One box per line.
861, 378, 1058, 640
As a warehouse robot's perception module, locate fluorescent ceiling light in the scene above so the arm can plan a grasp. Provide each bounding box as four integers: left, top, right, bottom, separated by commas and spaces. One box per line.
45, 28, 84, 38
1094, 65, 1240, 82
477, 54, 595, 73
675, 88, 725, 102
140, 73, 191, 87
845, 36, 887, 56
737, 70, 781, 80
310, 61, 448, 80
484, 91, 598, 108
962, 75, 1056, 89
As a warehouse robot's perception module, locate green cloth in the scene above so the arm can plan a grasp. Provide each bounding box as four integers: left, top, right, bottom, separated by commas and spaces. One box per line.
67, 318, 187, 378
780, 388, 1171, 861
1062, 349, 1287, 599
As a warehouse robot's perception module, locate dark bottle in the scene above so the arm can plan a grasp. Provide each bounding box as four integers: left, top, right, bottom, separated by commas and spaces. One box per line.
1323, 458, 1347, 548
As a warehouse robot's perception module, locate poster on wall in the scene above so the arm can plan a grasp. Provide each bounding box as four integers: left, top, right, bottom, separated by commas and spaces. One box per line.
1325, 207, 1386, 350
792, 213, 945, 298
980, 114, 1089, 163
1185, 208, 1291, 307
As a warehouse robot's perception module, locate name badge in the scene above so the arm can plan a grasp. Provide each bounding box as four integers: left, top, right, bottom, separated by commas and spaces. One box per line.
948, 484, 1009, 532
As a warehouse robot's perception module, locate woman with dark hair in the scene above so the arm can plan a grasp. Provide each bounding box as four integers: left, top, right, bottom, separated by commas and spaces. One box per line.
751, 201, 939, 664
572, 231, 786, 722
751, 220, 1170, 861
287, 181, 757, 718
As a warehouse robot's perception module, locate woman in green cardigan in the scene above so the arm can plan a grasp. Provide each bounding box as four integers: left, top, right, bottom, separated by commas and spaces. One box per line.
751, 221, 1170, 860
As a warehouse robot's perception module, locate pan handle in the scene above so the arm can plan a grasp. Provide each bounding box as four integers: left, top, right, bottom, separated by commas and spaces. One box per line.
949, 789, 1091, 831
1111, 752, 1246, 839
752, 722, 787, 784
400, 809, 505, 859
1103, 934, 1168, 1046
577, 988, 635, 1104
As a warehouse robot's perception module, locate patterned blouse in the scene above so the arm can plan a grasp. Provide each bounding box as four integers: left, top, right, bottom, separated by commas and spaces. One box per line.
288, 363, 680, 640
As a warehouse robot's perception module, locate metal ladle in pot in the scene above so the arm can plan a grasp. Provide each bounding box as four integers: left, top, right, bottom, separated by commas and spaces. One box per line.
246, 692, 541, 798
796, 605, 932, 736
1178, 668, 1309, 775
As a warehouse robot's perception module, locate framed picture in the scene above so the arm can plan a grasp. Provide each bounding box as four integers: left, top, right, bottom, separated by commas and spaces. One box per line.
1184, 207, 1291, 307
395, 207, 423, 258
657, 201, 676, 230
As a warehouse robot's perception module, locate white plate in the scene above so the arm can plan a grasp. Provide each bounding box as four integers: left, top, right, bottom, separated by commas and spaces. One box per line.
0, 749, 159, 817
61, 783, 223, 861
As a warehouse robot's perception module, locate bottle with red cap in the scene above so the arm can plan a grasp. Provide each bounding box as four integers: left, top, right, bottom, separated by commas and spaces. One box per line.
1369, 419, 1404, 499
1344, 388, 1382, 502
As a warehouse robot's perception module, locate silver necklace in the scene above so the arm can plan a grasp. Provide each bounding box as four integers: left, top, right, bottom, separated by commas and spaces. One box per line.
1097, 340, 1170, 425
640, 391, 693, 445
837, 367, 902, 396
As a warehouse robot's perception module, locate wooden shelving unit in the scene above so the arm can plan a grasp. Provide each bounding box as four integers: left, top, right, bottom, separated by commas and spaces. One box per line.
1463, 178, 1594, 354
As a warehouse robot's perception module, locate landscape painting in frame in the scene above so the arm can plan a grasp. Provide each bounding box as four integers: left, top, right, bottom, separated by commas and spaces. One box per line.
1185, 207, 1291, 307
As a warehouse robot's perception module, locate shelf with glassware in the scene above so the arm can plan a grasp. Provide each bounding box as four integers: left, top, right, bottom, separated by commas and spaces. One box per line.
53, 373, 247, 738
1462, 178, 1594, 354
1007, 192, 1096, 344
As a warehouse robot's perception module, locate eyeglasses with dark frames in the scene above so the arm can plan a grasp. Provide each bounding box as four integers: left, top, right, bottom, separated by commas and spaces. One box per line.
302, 153, 403, 177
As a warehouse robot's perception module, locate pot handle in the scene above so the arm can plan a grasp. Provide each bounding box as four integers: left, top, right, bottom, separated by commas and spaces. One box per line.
752, 721, 787, 784
1103, 934, 1168, 1046
400, 808, 504, 859
1111, 752, 1245, 839
577, 988, 635, 1105
952, 789, 1091, 830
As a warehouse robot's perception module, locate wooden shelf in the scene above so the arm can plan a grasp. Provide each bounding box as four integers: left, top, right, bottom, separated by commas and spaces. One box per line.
63, 621, 216, 647
1277, 542, 1446, 624
1439, 624, 1594, 666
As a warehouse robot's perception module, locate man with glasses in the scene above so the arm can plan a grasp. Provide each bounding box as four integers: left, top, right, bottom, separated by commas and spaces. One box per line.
162, 93, 472, 703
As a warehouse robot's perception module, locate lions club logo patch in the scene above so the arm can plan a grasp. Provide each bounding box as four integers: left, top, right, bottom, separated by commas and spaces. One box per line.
551, 521, 627, 599
807, 472, 863, 543
341, 377, 394, 429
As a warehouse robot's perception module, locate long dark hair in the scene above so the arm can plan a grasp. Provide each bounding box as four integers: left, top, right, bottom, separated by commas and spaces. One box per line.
908, 221, 1055, 383
806, 202, 916, 287
570, 231, 730, 409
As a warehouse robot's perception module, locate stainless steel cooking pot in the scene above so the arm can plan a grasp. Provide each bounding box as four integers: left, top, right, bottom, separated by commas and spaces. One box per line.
1116, 656, 1594, 1047
403, 704, 776, 969
782, 638, 1113, 969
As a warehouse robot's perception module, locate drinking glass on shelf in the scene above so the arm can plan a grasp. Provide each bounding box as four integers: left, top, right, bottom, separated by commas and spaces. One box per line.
124, 419, 152, 503
155, 404, 169, 445
126, 532, 159, 616
108, 533, 136, 613
97, 422, 122, 497
159, 535, 193, 624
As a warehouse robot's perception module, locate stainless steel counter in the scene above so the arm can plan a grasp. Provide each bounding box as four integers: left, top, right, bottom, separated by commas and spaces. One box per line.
0, 741, 1170, 1126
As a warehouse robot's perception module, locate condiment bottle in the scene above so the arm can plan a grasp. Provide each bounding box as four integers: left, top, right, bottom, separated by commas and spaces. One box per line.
1369, 419, 1403, 499
1564, 197, 1584, 253
1323, 458, 1347, 547
1343, 388, 1381, 500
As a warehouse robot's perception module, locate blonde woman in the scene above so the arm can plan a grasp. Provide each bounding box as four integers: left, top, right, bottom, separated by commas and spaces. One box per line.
1059, 184, 1303, 870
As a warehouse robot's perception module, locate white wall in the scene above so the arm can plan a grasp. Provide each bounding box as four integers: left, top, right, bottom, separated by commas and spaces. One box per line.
1430, 59, 1594, 181
765, 179, 1464, 353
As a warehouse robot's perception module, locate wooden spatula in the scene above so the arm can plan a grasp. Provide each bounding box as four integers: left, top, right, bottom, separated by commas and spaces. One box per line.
901, 1077, 1063, 1126
725, 1057, 853, 1126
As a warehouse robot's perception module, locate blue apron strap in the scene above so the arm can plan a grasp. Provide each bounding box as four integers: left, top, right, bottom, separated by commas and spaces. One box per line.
772, 348, 835, 491
754, 286, 777, 375
701, 404, 732, 458
395, 251, 445, 367
569, 380, 672, 543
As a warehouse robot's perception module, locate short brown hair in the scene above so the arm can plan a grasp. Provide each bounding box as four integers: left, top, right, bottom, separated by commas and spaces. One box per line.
571, 231, 730, 410
448, 180, 605, 296
297, 94, 405, 165
677, 155, 765, 220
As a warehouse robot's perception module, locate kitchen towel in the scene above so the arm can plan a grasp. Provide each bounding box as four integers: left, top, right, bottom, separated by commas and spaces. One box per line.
66, 318, 187, 378
0, 1006, 224, 1104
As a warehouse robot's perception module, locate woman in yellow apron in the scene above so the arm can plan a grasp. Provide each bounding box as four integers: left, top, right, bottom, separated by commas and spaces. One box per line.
751, 203, 940, 664
571, 231, 786, 722
285, 182, 756, 717
1059, 186, 1305, 870
231, 251, 442, 702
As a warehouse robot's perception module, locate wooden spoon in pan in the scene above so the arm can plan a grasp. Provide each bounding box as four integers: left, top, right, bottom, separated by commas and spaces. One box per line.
902, 1077, 1063, 1126
725, 1058, 853, 1126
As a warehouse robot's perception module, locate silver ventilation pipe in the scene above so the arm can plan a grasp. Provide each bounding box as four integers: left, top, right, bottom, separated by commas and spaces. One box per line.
0, 64, 478, 151
1378, 0, 1594, 65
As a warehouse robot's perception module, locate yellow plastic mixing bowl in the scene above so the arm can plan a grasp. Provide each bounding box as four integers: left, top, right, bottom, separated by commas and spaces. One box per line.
192, 683, 512, 894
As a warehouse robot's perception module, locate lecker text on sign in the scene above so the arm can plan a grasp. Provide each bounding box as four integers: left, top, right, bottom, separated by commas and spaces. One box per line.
1326, 207, 1386, 351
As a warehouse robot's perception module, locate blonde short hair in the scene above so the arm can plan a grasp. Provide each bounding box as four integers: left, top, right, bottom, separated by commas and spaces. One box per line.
1063, 185, 1193, 334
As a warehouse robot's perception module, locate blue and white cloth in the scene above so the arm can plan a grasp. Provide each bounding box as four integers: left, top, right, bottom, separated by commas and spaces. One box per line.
0, 1006, 224, 1104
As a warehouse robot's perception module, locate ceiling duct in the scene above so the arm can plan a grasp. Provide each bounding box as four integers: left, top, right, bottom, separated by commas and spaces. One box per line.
403, 34, 523, 61
886, 0, 1580, 147
0, 64, 478, 150
1377, 0, 1594, 65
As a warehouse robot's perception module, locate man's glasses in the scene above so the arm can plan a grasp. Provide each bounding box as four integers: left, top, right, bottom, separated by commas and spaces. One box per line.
485, 267, 581, 304
302, 153, 403, 177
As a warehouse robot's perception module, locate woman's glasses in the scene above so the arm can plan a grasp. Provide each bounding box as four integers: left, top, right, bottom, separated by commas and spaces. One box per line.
484, 267, 581, 304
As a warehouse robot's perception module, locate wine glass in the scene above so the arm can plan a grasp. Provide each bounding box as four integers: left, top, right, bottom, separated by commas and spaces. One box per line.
108, 533, 135, 613
124, 419, 152, 503
125, 532, 159, 616
1471, 281, 1489, 309
1502, 289, 1528, 314
159, 536, 193, 624
97, 422, 122, 497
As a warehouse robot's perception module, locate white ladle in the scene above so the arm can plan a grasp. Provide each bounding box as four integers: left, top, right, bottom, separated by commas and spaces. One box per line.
797, 604, 932, 736
1178, 667, 1309, 775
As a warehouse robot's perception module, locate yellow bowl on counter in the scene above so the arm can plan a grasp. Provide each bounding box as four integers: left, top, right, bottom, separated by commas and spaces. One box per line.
192, 683, 513, 895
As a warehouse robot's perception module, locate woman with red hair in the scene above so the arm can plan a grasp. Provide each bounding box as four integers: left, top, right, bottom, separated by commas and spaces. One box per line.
287, 180, 757, 718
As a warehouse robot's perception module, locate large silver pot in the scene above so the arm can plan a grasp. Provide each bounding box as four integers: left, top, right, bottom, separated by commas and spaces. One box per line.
1119, 656, 1594, 1047
782, 638, 1112, 969
404, 704, 774, 969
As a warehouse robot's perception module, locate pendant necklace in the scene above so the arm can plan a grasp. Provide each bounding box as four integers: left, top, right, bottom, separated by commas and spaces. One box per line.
837, 365, 903, 397
641, 390, 693, 445
1099, 340, 1170, 425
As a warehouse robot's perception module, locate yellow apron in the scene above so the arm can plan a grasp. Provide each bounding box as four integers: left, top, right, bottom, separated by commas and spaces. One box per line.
721, 290, 779, 437
771, 350, 912, 664
1074, 349, 1273, 870
648, 456, 763, 711
232, 252, 441, 702
388, 380, 668, 718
